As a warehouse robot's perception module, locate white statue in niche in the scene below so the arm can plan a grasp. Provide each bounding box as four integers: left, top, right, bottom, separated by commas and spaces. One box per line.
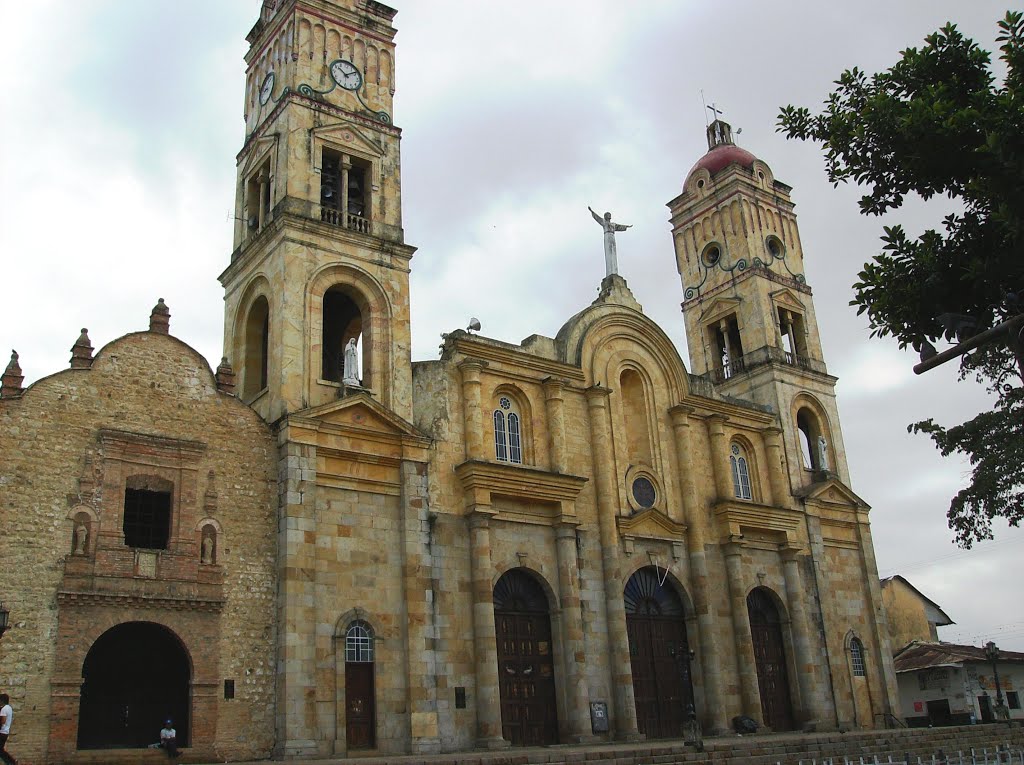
73, 520, 88, 555
817, 436, 830, 472
342, 337, 360, 386
201, 534, 215, 565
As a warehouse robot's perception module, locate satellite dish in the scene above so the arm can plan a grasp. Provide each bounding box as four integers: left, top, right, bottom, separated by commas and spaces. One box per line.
467, 317, 481, 333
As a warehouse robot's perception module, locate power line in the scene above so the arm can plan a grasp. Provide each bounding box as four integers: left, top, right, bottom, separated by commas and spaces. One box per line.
878, 536, 1024, 578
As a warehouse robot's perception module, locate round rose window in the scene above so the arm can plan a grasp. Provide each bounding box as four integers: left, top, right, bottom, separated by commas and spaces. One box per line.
631, 476, 656, 509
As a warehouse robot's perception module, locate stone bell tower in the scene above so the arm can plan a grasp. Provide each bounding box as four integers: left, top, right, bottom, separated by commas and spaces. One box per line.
216, 2, 437, 760
668, 119, 851, 491
219, 0, 415, 424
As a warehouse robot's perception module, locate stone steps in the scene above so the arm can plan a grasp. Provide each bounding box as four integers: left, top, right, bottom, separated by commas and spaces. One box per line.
59, 724, 1024, 765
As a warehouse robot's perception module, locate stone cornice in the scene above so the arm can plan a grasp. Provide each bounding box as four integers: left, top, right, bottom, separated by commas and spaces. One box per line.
451, 337, 586, 384
454, 459, 588, 513
713, 499, 805, 546
57, 590, 225, 613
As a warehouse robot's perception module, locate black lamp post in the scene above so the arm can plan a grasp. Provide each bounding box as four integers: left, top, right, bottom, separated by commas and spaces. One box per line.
984, 640, 1005, 709
0, 602, 9, 638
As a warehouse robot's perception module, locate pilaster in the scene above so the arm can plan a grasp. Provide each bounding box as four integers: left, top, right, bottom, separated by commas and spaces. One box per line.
723, 540, 762, 724
584, 385, 641, 741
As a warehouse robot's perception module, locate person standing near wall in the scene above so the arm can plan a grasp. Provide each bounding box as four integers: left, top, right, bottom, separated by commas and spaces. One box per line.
0, 693, 18, 765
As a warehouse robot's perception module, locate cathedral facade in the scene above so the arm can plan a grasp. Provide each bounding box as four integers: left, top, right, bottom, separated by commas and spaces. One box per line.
0, 1, 899, 762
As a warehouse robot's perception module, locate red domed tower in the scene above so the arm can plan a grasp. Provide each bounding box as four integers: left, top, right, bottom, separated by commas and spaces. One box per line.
668, 119, 850, 492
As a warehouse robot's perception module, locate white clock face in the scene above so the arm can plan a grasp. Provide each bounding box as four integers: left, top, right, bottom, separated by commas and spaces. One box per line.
259, 71, 275, 105
330, 59, 363, 91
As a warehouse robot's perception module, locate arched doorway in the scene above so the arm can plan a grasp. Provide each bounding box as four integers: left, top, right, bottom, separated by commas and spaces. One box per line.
493, 569, 558, 746
77, 622, 190, 749
624, 566, 694, 738
344, 621, 376, 749
747, 587, 794, 731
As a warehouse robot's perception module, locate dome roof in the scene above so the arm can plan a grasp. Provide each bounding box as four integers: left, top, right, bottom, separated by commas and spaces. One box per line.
685, 143, 758, 186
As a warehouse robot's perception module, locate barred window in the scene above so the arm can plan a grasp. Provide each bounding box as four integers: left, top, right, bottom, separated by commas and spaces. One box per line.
345, 621, 374, 663
850, 637, 866, 677
123, 487, 171, 550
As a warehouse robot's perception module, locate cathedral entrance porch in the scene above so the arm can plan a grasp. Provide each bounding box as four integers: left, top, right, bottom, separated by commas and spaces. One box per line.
76, 622, 191, 750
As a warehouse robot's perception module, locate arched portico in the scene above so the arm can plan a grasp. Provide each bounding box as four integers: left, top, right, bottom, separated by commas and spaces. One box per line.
77, 622, 191, 749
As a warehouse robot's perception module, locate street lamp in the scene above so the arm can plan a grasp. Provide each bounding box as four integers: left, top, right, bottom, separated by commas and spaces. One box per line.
984, 641, 1005, 713
0, 602, 9, 638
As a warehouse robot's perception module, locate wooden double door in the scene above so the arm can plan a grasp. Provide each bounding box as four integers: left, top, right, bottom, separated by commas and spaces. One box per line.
625, 567, 695, 739
494, 570, 559, 746
747, 587, 795, 731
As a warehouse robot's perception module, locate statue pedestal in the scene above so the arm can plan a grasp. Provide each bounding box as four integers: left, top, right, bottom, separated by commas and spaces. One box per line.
339, 381, 371, 398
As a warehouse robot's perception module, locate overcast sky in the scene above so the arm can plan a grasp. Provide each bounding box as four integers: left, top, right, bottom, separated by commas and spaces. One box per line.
1, 0, 1021, 651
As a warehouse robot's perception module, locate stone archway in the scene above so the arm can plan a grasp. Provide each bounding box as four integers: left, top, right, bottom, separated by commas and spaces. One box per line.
77, 622, 191, 749
493, 569, 559, 746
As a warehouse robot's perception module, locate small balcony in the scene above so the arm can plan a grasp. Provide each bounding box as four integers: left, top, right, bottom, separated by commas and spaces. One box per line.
704, 345, 827, 385
231, 196, 405, 263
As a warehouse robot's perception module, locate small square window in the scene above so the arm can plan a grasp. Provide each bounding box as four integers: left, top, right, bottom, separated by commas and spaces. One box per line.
123, 488, 171, 550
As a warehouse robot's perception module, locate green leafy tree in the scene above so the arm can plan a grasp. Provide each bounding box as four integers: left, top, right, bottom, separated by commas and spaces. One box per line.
777, 12, 1024, 548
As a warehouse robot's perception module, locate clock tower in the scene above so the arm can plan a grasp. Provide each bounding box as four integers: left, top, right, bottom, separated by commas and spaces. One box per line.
218, 1, 435, 759
220, 0, 414, 424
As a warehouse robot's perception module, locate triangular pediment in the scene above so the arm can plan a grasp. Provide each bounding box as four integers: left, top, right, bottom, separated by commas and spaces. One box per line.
769, 287, 807, 314
314, 120, 385, 160
296, 393, 428, 442
240, 135, 276, 176
795, 475, 869, 509
699, 296, 742, 326
617, 508, 687, 541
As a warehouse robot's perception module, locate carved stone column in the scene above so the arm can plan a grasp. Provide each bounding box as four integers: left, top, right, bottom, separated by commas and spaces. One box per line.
584, 386, 641, 740
543, 377, 567, 474
723, 540, 762, 724
458, 359, 487, 461
706, 414, 733, 501
780, 545, 817, 729
555, 521, 592, 741
340, 153, 351, 224
257, 172, 269, 229
763, 428, 790, 508
669, 405, 726, 733
467, 511, 508, 748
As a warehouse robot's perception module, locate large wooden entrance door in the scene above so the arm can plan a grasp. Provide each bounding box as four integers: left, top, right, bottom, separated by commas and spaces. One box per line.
747, 588, 794, 731
344, 621, 376, 749
494, 570, 558, 746
625, 567, 694, 739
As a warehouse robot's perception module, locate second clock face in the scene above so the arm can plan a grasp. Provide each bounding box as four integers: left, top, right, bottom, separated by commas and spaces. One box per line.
259, 71, 275, 105
330, 59, 363, 91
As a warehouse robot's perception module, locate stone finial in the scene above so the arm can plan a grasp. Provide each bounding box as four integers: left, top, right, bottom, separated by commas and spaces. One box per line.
215, 357, 236, 395
1, 350, 24, 398
149, 298, 170, 335
70, 328, 94, 369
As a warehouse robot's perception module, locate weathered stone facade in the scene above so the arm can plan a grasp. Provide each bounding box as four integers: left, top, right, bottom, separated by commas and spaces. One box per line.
0, 1, 901, 762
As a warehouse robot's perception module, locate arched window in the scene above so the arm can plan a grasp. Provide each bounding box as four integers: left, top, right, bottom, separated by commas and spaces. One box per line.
493, 395, 522, 464
242, 296, 269, 398
730, 443, 752, 500
345, 621, 374, 663
850, 637, 866, 677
